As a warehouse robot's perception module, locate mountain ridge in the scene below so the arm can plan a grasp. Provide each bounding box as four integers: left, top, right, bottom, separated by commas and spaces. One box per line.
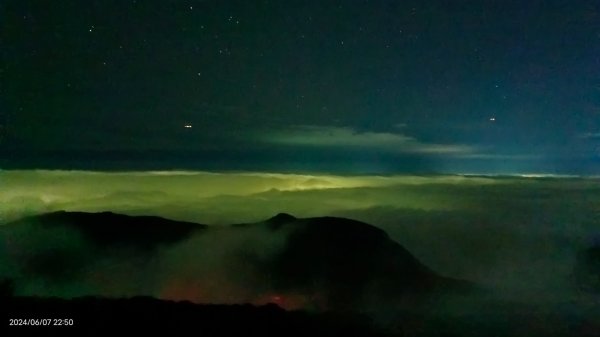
0, 211, 475, 310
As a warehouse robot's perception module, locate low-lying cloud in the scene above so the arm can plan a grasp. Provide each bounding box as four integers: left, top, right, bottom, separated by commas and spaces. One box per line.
265, 125, 476, 155
1, 169, 600, 303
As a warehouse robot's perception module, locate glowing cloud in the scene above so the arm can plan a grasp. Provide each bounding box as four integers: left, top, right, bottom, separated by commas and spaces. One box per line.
265, 125, 475, 155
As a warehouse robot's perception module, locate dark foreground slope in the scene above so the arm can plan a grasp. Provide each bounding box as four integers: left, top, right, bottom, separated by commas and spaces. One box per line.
1, 296, 382, 336
2, 293, 598, 337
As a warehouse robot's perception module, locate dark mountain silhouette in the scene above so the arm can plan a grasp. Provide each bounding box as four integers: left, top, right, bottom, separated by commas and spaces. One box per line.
251, 213, 473, 310
264, 212, 298, 228
1, 211, 473, 311
0, 211, 206, 281
6, 211, 205, 250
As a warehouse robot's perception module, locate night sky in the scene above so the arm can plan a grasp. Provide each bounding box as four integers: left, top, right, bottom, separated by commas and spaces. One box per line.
1, 0, 599, 173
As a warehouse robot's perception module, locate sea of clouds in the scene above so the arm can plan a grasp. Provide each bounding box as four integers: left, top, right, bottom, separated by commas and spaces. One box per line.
1, 170, 599, 303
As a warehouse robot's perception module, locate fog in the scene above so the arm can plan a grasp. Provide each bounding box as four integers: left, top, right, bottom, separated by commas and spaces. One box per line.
1, 170, 600, 305
0, 170, 505, 224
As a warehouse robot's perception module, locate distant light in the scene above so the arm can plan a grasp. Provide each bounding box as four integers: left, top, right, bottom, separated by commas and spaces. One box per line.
184, 124, 192, 128
489, 117, 496, 121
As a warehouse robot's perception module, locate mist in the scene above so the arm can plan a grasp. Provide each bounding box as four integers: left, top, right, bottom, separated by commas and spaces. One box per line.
1, 170, 600, 307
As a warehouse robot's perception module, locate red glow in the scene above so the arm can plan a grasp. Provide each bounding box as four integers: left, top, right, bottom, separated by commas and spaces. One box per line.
253, 292, 313, 310
160, 280, 209, 302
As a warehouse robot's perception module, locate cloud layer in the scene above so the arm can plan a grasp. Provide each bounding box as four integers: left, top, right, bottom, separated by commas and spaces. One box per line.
265, 126, 475, 155
2, 169, 600, 303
